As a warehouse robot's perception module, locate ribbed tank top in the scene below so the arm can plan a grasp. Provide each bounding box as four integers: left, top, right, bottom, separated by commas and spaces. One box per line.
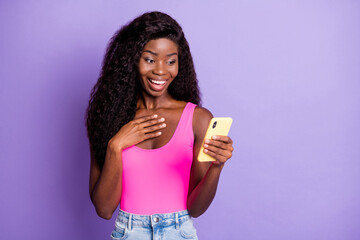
120, 102, 197, 215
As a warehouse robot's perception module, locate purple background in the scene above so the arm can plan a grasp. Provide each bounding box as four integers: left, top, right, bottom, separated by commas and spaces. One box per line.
1, 0, 359, 239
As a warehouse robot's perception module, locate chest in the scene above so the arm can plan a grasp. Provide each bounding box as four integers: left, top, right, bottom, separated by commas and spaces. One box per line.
134, 109, 183, 149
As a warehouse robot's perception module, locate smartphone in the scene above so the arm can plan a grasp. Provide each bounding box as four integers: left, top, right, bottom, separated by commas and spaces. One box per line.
197, 117, 233, 162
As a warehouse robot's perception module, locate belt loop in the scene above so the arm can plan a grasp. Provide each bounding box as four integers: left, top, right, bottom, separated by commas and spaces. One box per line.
175, 212, 179, 230
128, 213, 132, 231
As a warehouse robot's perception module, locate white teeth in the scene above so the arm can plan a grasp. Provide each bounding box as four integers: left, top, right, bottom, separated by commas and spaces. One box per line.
149, 79, 166, 85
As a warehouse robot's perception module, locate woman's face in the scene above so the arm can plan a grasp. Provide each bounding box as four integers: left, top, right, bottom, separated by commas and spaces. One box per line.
138, 38, 179, 97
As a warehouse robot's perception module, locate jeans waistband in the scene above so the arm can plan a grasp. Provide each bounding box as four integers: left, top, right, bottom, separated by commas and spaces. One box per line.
116, 209, 191, 230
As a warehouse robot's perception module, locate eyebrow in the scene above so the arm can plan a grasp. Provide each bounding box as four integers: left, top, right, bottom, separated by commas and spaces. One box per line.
143, 50, 178, 57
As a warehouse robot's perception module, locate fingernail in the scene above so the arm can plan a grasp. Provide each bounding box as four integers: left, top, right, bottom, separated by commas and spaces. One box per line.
162, 123, 166, 127
204, 139, 210, 144
204, 149, 208, 153
154, 114, 158, 118
158, 132, 162, 135
212, 136, 217, 140
160, 118, 165, 122
204, 144, 208, 148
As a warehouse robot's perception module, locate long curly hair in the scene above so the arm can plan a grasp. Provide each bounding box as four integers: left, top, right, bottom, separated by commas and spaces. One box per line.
85, 11, 201, 169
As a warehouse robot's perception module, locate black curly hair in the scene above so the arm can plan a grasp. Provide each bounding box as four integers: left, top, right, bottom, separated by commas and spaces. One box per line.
85, 11, 201, 169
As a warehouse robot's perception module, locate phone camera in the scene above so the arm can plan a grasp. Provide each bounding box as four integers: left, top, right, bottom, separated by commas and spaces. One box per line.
212, 121, 217, 129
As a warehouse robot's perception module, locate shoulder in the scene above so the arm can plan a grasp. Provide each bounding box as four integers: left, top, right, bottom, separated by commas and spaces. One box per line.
193, 106, 213, 138
193, 106, 213, 123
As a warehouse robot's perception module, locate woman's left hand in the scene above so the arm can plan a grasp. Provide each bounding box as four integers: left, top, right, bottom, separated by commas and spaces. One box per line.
203, 135, 234, 167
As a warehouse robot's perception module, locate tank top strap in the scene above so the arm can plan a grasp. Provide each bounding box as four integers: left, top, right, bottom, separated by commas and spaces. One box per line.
175, 102, 197, 145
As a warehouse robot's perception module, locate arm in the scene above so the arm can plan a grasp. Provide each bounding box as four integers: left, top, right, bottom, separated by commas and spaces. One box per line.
89, 114, 166, 219
89, 143, 123, 220
187, 107, 234, 218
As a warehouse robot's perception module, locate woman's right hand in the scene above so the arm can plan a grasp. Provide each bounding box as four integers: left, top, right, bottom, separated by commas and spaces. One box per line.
108, 114, 166, 152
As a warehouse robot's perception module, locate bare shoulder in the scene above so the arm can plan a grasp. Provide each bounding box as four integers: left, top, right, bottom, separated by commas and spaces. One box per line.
193, 106, 213, 138
194, 106, 213, 123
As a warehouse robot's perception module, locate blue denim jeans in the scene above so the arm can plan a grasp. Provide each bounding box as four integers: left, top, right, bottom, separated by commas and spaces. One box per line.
110, 209, 198, 240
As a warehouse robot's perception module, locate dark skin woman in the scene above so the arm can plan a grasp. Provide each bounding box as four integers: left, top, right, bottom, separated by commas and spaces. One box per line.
86, 11, 233, 226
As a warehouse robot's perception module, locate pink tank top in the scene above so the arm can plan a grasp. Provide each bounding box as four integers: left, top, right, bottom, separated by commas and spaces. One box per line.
120, 102, 196, 215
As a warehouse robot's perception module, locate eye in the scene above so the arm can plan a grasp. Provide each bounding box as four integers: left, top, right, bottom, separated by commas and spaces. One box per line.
144, 58, 154, 63
167, 60, 176, 65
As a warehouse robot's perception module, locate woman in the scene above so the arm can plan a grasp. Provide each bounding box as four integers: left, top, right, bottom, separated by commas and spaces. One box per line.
86, 11, 234, 239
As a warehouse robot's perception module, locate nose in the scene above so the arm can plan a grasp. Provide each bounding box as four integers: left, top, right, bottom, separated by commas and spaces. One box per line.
153, 61, 166, 75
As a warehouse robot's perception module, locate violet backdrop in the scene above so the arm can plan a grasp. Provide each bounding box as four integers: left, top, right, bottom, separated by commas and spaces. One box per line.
1, 0, 359, 239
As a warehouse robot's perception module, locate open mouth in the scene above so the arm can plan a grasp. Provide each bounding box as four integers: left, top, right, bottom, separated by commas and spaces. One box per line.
148, 78, 166, 85
147, 78, 168, 92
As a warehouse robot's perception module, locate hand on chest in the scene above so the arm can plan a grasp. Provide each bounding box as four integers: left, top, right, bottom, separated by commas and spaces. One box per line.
135, 108, 183, 150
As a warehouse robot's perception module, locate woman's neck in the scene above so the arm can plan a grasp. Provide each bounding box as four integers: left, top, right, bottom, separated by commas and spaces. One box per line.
137, 91, 176, 110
